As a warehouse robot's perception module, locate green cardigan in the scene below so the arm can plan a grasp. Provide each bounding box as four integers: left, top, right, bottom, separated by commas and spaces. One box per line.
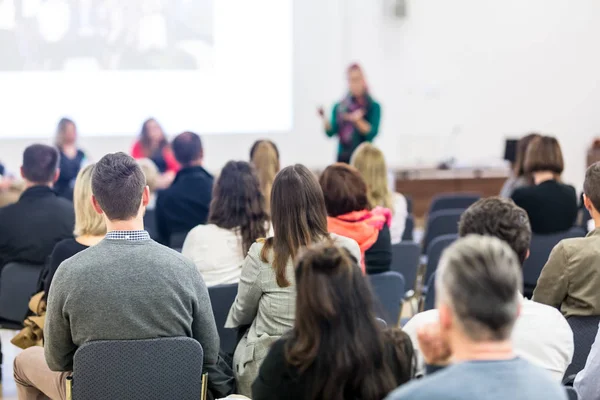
325, 100, 381, 162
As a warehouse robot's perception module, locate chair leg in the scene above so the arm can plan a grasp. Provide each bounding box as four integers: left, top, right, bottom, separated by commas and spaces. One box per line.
201, 373, 208, 400
66, 376, 73, 400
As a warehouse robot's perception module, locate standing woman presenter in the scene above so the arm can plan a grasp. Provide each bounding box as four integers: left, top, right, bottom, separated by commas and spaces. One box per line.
318, 63, 381, 163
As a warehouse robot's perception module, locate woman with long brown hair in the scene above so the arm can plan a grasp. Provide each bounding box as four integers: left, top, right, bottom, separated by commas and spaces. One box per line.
182, 161, 269, 286
250, 140, 280, 213
252, 244, 414, 400
225, 164, 360, 396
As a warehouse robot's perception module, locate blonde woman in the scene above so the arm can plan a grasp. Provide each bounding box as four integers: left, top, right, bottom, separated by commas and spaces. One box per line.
351, 143, 408, 244
136, 158, 160, 209
250, 140, 280, 213
42, 164, 107, 298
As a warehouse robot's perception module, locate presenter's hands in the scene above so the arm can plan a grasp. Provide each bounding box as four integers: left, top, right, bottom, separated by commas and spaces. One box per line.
348, 109, 365, 122
317, 106, 326, 118
417, 322, 452, 366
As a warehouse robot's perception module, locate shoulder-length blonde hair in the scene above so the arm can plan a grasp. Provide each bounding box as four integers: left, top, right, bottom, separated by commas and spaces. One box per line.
250, 140, 280, 213
351, 143, 394, 212
74, 164, 106, 237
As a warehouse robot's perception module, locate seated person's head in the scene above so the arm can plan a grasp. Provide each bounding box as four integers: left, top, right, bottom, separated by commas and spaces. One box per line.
523, 135, 564, 178
73, 164, 107, 237
249, 140, 280, 209
458, 197, 531, 265
21, 144, 60, 186
91, 152, 148, 222
437, 235, 522, 344
513, 133, 540, 178
319, 163, 369, 217
351, 143, 391, 209
583, 162, 600, 218
289, 243, 414, 397
136, 158, 160, 194
172, 131, 203, 167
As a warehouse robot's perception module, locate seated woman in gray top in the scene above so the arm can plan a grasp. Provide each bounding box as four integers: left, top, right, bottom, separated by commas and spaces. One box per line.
225, 164, 361, 396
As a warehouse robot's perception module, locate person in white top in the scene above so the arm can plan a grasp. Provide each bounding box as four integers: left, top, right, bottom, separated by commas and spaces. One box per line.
182, 161, 270, 287
351, 143, 408, 243
403, 197, 574, 381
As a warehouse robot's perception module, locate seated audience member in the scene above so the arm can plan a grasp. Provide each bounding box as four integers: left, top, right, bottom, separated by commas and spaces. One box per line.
386, 236, 568, 400
319, 163, 392, 274
155, 131, 213, 245
0, 175, 25, 208
13, 152, 231, 400
403, 197, 573, 380
250, 140, 280, 214
534, 162, 600, 317
574, 320, 600, 399
136, 158, 160, 209
351, 143, 408, 244
500, 133, 539, 198
511, 135, 577, 234
0, 145, 74, 269
54, 118, 86, 200
131, 118, 179, 188
182, 161, 269, 286
41, 164, 106, 297
252, 244, 414, 400
225, 164, 361, 396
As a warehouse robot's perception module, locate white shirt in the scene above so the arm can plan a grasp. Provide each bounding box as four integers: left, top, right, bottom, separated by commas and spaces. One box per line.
403, 297, 574, 381
182, 224, 246, 287
390, 192, 408, 244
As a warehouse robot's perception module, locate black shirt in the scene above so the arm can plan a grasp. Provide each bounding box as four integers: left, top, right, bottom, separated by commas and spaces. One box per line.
511, 180, 578, 234
55, 149, 85, 200
0, 186, 75, 269
155, 166, 213, 245
41, 238, 88, 297
366, 224, 392, 275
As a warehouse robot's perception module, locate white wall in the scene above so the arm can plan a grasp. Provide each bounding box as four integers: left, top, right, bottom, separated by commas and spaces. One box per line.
2, 0, 600, 190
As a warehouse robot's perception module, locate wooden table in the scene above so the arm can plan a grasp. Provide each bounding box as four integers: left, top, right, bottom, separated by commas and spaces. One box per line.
394, 167, 509, 219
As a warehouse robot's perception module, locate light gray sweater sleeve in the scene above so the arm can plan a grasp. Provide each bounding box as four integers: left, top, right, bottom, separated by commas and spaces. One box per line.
44, 264, 77, 371
575, 321, 600, 400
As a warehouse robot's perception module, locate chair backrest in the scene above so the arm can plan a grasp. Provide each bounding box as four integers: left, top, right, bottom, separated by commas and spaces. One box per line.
0, 262, 44, 324
523, 227, 587, 290
169, 232, 189, 249
423, 272, 437, 311
402, 215, 415, 242
368, 271, 405, 326
72, 337, 203, 400
422, 209, 463, 252
405, 196, 413, 214
391, 242, 420, 293
564, 315, 600, 379
208, 283, 239, 356
429, 193, 480, 214
566, 386, 578, 400
425, 234, 458, 285
143, 209, 158, 240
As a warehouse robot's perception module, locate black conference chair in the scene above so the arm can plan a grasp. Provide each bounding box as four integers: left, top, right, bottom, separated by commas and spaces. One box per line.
422, 209, 463, 253
169, 232, 188, 250
0, 262, 44, 327
208, 283, 239, 356
143, 209, 158, 240
566, 386, 578, 400
424, 234, 458, 286
405, 196, 413, 214
369, 271, 405, 326
523, 227, 586, 296
423, 273, 436, 311
429, 193, 480, 214
390, 242, 420, 294
564, 315, 600, 380
67, 337, 204, 400
402, 215, 415, 242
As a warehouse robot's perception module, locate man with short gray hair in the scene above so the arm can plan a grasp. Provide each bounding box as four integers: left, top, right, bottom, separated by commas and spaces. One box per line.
386, 235, 567, 400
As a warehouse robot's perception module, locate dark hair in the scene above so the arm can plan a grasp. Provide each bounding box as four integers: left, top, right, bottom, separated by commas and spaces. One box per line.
22, 144, 60, 184
458, 197, 531, 265
524, 135, 564, 175
513, 133, 540, 177
209, 161, 269, 255
286, 244, 414, 400
55, 117, 76, 148
139, 118, 167, 155
584, 162, 600, 212
91, 152, 146, 221
172, 131, 203, 166
319, 163, 369, 217
260, 164, 330, 287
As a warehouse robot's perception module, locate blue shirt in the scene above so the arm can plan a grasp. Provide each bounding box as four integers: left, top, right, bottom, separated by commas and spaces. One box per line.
386, 358, 567, 400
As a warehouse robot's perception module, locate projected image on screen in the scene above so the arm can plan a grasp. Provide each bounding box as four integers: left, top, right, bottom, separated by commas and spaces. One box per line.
0, 0, 213, 71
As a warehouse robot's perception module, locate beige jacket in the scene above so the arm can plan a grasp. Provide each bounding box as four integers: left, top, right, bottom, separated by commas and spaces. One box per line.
533, 228, 600, 318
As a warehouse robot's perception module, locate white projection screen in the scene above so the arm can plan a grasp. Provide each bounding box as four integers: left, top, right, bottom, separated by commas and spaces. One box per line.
0, 0, 293, 137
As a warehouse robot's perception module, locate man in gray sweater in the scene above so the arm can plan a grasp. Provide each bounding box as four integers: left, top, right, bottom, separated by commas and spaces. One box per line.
14, 152, 225, 399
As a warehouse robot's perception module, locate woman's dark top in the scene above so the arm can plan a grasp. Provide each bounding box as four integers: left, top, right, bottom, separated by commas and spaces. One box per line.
252, 330, 413, 400
366, 224, 392, 275
55, 149, 85, 200
511, 180, 578, 234
42, 238, 88, 297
